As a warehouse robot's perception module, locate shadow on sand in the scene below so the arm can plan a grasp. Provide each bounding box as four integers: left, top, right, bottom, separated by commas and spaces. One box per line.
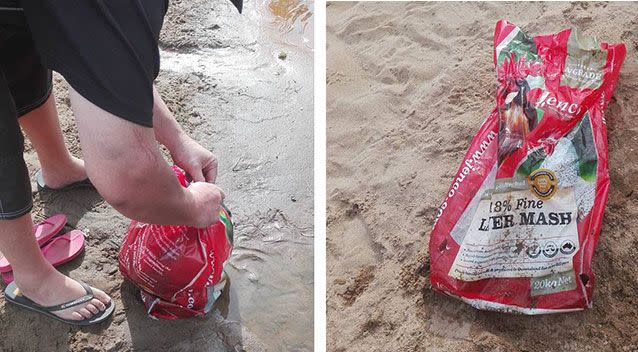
120, 277, 245, 351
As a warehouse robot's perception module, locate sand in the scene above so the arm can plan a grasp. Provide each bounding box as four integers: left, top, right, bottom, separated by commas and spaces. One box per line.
0, 0, 313, 351
327, 2, 638, 351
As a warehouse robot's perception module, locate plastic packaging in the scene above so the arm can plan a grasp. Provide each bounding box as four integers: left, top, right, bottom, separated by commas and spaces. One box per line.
118, 166, 233, 319
428, 20, 625, 314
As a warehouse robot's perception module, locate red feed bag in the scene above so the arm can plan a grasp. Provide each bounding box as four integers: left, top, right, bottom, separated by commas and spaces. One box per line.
119, 166, 233, 319
428, 20, 625, 314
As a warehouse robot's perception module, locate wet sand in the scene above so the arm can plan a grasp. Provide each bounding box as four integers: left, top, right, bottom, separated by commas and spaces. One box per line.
327, 2, 638, 351
0, 0, 313, 351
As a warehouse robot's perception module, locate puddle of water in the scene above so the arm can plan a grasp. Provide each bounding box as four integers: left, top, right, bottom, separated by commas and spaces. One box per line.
157, 1, 314, 348
160, 47, 273, 79
246, 0, 314, 50
158, 30, 313, 352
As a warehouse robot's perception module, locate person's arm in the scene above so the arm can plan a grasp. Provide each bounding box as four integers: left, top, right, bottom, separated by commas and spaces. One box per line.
152, 87, 218, 183
69, 87, 222, 227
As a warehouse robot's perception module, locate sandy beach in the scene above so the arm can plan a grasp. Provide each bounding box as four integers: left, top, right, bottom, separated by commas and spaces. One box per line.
0, 0, 313, 351
327, 2, 638, 351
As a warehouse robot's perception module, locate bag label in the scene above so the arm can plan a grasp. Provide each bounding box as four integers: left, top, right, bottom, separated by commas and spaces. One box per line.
530, 270, 577, 296
448, 187, 579, 281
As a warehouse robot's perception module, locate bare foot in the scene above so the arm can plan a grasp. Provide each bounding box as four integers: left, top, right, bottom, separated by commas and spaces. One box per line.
41, 156, 88, 189
15, 269, 111, 321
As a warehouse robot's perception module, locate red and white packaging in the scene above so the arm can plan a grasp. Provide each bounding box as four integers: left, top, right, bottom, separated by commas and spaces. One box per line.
119, 166, 233, 319
428, 20, 625, 314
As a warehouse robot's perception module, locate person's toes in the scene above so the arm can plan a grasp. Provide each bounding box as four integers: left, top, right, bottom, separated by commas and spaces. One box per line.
71, 311, 85, 321
91, 287, 111, 305
78, 308, 93, 319
91, 298, 106, 311
85, 303, 99, 315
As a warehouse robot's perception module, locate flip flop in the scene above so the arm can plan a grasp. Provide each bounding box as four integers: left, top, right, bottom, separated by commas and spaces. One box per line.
2, 271, 14, 284
35, 169, 93, 192
39, 230, 86, 267
1, 230, 86, 284
33, 214, 67, 246
4, 281, 115, 326
0, 214, 68, 273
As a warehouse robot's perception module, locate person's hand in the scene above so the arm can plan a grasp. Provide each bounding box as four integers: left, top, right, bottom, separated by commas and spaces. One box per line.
186, 181, 225, 228
171, 137, 218, 183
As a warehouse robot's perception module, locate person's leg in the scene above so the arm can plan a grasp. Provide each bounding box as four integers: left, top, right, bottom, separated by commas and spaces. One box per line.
0, 40, 110, 321
68, 86, 211, 226
19, 92, 87, 189
19, 1, 221, 227
0, 9, 86, 190
0, 215, 110, 321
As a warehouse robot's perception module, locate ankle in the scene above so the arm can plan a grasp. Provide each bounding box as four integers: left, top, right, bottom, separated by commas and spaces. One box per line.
40, 157, 86, 186
13, 265, 59, 293
41, 154, 80, 172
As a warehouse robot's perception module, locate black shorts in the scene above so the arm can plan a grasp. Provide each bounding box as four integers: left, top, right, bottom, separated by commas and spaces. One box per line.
21, 0, 168, 127
0, 1, 167, 220
0, 10, 50, 220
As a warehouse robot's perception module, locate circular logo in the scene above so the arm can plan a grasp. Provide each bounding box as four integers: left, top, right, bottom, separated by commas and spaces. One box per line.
560, 240, 577, 255
543, 241, 558, 258
528, 168, 558, 200
526, 242, 541, 258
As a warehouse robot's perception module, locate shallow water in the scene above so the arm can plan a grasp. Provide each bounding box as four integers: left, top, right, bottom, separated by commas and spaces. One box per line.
159, 2, 314, 350
245, 0, 314, 50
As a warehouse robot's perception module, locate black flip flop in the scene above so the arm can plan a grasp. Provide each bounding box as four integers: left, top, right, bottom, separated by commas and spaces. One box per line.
4, 281, 115, 326
35, 170, 93, 192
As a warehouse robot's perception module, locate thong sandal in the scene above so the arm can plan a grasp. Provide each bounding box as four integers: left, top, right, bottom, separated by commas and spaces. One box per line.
0, 214, 68, 273
36, 170, 93, 192
1, 230, 86, 283
4, 281, 115, 326
33, 214, 67, 246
